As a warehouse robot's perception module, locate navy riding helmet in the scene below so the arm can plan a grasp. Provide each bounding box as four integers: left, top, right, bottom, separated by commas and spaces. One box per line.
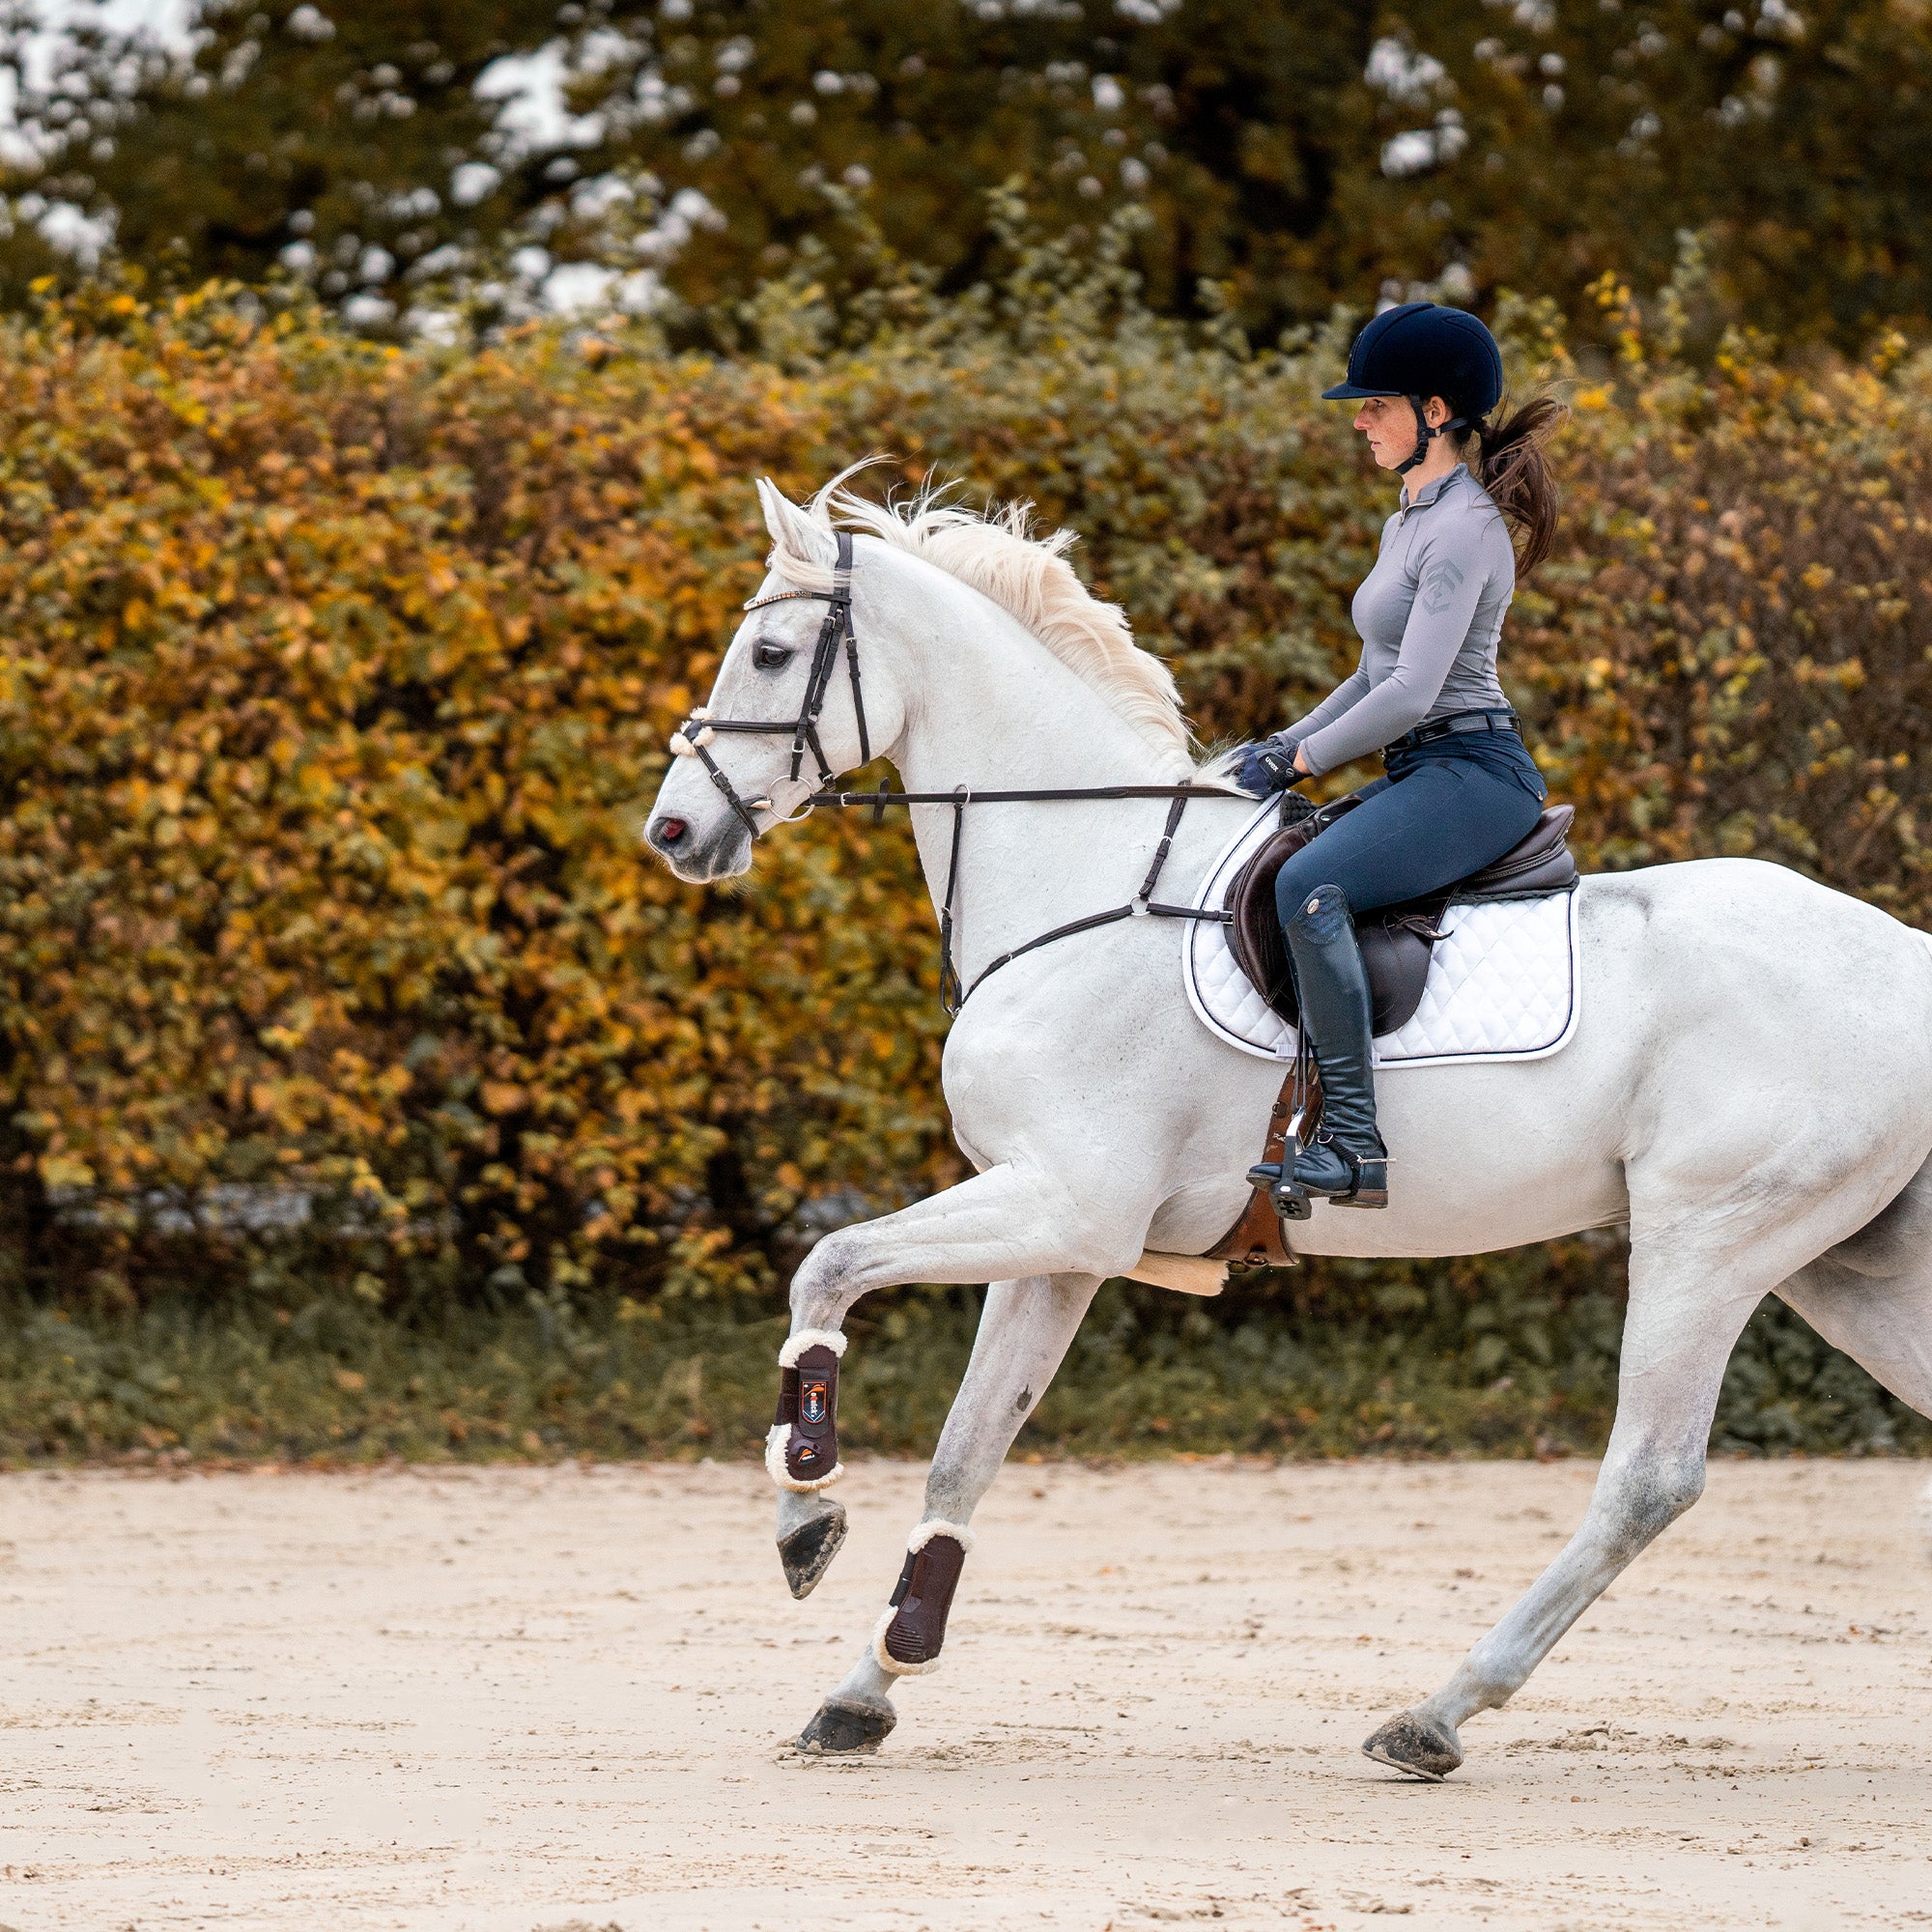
1323, 301, 1503, 474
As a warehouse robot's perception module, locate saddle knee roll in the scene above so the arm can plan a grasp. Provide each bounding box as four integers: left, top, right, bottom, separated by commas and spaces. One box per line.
766, 1329, 847, 1492
873, 1520, 975, 1675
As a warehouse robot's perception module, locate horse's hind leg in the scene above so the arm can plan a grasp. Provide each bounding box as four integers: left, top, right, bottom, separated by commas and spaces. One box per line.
1364, 1221, 1797, 1782
1775, 1156, 1932, 1419
795, 1270, 1098, 1756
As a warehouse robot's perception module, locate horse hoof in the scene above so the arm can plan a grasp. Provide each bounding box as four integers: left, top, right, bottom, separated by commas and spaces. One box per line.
778, 1499, 847, 1600
795, 1694, 896, 1756
1362, 1709, 1463, 1782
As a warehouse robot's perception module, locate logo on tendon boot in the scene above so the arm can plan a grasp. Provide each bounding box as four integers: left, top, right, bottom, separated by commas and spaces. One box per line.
801, 1379, 829, 1424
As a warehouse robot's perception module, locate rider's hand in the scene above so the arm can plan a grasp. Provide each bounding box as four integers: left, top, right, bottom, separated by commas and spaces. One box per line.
1234, 734, 1302, 798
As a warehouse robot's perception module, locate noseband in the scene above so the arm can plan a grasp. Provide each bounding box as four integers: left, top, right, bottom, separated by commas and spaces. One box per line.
668, 533, 1244, 1013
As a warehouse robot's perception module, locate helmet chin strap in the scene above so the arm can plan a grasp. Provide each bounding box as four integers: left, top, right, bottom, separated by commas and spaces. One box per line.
1395, 395, 1467, 476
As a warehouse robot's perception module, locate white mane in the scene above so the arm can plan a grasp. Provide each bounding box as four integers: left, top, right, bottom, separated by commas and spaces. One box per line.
767, 472, 1198, 774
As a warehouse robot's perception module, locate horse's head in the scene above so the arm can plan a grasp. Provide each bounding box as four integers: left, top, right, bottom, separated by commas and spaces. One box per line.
647, 480, 895, 883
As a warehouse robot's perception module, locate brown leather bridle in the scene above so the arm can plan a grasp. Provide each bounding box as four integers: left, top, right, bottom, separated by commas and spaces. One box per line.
668, 533, 1246, 1014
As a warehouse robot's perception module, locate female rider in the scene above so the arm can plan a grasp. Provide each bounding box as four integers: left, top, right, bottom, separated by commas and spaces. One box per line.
1237, 301, 1565, 1214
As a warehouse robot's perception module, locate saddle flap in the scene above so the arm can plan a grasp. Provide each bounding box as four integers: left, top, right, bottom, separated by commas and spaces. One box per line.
1221, 796, 1577, 1039
1358, 921, 1436, 1037
1222, 799, 1343, 1028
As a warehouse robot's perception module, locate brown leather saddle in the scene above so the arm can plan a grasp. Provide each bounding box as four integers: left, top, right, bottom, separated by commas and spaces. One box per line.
1225, 795, 1578, 1037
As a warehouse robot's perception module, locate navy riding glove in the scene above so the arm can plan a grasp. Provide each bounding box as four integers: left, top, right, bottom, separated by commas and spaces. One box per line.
1235, 734, 1301, 798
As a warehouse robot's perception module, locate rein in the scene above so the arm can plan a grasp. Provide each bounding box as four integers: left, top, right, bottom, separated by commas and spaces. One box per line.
670, 536, 1249, 1015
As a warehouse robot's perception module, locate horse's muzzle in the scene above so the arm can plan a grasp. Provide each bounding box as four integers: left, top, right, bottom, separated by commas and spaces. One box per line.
647, 810, 752, 883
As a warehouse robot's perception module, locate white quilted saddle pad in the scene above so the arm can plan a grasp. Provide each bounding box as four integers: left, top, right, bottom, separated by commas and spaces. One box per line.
1182, 799, 1581, 1067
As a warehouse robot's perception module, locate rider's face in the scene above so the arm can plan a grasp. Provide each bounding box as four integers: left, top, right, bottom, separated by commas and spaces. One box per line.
1352, 393, 1449, 471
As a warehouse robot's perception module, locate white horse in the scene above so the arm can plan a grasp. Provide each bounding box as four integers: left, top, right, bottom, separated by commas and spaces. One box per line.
646, 475, 1932, 1776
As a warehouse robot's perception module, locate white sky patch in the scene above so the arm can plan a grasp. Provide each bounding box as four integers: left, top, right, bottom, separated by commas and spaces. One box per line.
0, 0, 191, 166
6, 0, 192, 94
1381, 109, 1466, 179
1, 4, 585, 183
542, 259, 610, 311
634, 185, 722, 262
474, 41, 600, 159
450, 160, 501, 207
532, 258, 663, 317
35, 195, 113, 261
1380, 129, 1439, 178
1366, 36, 1446, 104
568, 171, 632, 221
284, 4, 332, 42
43, 0, 191, 52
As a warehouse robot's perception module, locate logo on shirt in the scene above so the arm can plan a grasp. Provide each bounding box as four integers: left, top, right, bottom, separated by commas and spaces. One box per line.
1419, 557, 1465, 615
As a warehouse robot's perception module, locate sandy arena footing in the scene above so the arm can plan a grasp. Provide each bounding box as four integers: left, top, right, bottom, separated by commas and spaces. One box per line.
1, 1458, 1929, 1930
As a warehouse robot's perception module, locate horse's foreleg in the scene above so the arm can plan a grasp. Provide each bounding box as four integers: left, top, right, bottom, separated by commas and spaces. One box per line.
795, 1269, 1100, 1756
1365, 1231, 1777, 1782
769, 1161, 1140, 1599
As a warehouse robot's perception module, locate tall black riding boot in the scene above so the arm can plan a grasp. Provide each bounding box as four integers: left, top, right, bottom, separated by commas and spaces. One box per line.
1248, 882, 1388, 1215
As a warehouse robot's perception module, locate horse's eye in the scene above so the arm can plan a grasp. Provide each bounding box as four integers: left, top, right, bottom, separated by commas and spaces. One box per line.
753, 640, 794, 670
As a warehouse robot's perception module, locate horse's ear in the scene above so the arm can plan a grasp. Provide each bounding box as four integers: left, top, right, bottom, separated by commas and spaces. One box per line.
755, 477, 838, 568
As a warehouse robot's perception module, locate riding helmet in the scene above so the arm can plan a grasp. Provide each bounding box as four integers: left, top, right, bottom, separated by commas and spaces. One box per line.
1322, 301, 1503, 420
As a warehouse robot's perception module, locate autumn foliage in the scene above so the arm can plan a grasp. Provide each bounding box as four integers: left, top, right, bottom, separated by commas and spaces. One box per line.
0, 273, 1926, 1314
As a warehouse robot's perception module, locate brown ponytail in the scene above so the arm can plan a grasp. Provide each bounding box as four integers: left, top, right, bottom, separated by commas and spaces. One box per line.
1463, 393, 1567, 576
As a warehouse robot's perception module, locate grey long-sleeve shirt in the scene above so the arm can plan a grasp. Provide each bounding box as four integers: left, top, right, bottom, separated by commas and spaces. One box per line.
1284, 462, 1516, 778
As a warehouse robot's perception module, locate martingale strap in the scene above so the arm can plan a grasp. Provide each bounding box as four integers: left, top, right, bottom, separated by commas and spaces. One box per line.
951, 792, 1219, 1013
836, 783, 1241, 1016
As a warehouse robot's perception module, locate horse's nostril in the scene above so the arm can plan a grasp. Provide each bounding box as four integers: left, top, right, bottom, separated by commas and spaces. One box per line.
655, 815, 689, 846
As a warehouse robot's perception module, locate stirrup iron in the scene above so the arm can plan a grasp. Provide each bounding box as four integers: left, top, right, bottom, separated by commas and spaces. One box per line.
1248, 1145, 1389, 1220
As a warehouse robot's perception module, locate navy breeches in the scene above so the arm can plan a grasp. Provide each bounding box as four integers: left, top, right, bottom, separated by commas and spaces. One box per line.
1272, 746, 1546, 924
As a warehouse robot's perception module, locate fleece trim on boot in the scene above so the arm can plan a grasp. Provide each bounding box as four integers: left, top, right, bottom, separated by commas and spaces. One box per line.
905, 1518, 976, 1555
778, 1327, 847, 1368
765, 1423, 843, 1493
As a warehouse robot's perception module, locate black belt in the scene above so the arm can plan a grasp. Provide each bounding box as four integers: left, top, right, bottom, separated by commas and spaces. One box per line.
1386, 707, 1520, 753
